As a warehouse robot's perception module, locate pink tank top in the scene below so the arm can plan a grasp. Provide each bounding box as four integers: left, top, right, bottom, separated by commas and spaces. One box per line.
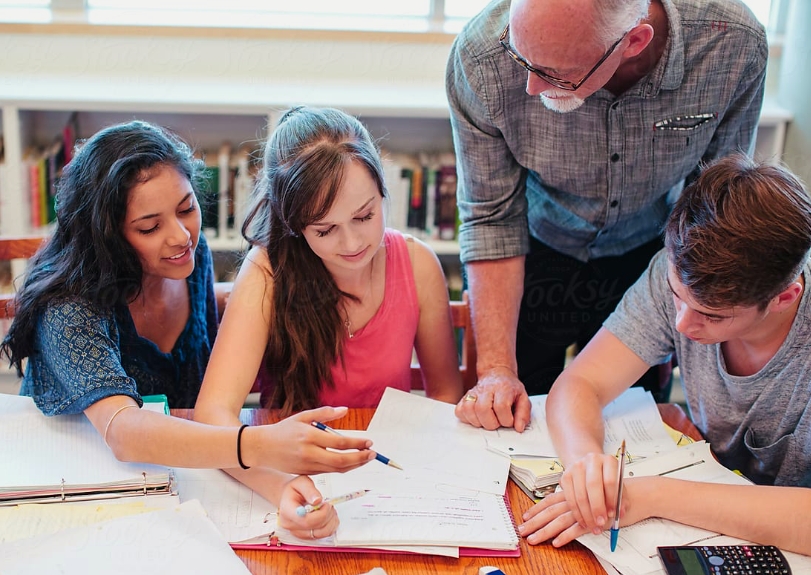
260, 229, 419, 408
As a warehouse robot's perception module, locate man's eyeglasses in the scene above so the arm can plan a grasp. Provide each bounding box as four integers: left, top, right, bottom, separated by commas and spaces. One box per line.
499, 24, 628, 92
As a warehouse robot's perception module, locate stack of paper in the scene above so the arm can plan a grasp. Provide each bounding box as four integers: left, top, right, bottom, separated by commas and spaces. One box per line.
315, 455, 518, 553
0, 500, 252, 575
508, 456, 564, 498
320, 388, 516, 552
486, 389, 680, 500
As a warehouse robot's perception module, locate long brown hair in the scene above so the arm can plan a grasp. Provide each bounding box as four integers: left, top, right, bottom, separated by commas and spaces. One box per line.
242, 106, 387, 414
665, 153, 811, 310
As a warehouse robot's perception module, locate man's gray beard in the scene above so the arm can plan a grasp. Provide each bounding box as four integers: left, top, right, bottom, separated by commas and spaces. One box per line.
540, 93, 586, 113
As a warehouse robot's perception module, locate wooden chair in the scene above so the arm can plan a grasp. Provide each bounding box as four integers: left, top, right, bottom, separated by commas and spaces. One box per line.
410, 291, 478, 393
0, 236, 47, 320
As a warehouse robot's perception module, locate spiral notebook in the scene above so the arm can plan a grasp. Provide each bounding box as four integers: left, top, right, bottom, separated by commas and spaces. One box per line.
174, 465, 520, 557
336, 485, 517, 550
0, 394, 173, 506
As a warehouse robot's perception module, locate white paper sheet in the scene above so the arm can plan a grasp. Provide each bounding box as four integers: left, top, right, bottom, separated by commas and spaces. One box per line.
174, 466, 277, 544
0, 498, 170, 544
315, 474, 518, 549
0, 394, 169, 491
0, 500, 251, 575
483, 387, 679, 459
365, 388, 511, 494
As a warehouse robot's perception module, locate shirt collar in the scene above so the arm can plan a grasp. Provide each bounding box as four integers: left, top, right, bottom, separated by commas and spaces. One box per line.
622, 0, 685, 99
658, 0, 685, 91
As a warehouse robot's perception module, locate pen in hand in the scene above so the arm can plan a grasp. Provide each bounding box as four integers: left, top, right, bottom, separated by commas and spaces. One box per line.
610, 439, 626, 552
311, 421, 404, 470
296, 489, 370, 516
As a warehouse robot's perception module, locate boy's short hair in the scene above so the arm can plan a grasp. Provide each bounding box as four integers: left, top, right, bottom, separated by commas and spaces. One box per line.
665, 153, 811, 310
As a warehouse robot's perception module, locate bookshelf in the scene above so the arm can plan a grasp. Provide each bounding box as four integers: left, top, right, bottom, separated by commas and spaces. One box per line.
0, 109, 461, 265
0, 25, 791, 266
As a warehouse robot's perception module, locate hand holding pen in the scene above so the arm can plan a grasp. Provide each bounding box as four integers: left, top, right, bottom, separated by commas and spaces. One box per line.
257, 406, 374, 475
610, 439, 626, 552
296, 489, 370, 516
311, 421, 404, 470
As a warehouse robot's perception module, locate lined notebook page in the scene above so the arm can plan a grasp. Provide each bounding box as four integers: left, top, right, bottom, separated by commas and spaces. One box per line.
325, 477, 519, 550
0, 394, 168, 492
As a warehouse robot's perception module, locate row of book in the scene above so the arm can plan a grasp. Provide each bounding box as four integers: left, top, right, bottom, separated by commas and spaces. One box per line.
198, 147, 461, 244
16, 126, 460, 246
383, 151, 459, 242
24, 114, 77, 230
199, 143, 259, 241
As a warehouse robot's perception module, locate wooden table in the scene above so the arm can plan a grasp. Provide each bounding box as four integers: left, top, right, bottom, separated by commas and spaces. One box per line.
173, 404, 702, 575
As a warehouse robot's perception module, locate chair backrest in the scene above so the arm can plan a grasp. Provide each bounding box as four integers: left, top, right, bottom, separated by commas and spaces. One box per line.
410, 291, 478, 393
0, 236, 47, 320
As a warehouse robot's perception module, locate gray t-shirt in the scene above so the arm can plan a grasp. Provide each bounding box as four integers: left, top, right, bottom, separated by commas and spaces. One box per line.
605, 250, 811, 487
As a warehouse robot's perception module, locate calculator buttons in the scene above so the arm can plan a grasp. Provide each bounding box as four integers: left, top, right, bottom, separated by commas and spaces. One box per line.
699, 545, 791, 575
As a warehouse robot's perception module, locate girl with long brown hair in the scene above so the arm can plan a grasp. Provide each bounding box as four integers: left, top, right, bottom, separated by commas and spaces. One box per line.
194, 106, 463, 538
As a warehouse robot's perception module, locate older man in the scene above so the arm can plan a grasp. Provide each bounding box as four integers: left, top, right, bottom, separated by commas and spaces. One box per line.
447, 0, 767, 431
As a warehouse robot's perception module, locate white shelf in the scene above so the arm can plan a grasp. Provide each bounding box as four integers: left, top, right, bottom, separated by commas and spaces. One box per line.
755, 99, 793, 162
0, 75, 450, 118
0, 27, 789, 269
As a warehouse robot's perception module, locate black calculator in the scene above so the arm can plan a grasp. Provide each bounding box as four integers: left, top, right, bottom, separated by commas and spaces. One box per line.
657, 544, 792, 575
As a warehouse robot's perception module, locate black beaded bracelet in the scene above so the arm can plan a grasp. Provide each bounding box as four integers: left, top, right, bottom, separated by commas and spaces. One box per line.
237, 424, 250, 470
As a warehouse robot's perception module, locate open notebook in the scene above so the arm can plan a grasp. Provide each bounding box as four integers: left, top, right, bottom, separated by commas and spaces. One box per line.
175, 459, 520, 558
0, 394, 173, 505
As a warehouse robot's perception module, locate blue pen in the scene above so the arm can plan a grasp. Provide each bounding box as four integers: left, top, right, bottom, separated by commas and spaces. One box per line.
311, 421, 404, 470
610, 439, 626, 552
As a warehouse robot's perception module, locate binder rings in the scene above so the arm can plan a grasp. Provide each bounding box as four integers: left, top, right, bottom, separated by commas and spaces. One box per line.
0, 394, 173, 506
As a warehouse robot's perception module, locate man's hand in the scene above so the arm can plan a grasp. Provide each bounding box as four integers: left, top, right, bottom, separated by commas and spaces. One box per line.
454, 366, 532, 431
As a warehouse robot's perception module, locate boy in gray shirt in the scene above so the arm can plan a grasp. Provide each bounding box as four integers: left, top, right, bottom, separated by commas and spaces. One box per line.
519, 154, 811, 555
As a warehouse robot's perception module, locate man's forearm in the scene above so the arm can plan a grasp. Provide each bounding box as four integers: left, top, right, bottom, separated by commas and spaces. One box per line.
466, 257, 525, 375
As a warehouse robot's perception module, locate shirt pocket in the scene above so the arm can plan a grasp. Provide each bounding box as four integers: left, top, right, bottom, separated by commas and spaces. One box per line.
649, 112, 718, 193
743, 428, 796, 486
